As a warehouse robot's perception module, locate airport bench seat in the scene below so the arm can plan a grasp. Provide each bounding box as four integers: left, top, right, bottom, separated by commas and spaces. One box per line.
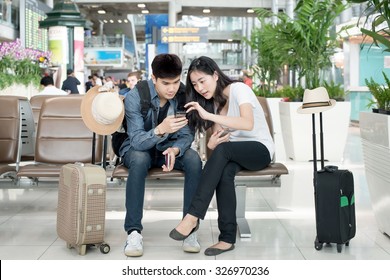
17, 96, 103, 180
0, 96, 25, 179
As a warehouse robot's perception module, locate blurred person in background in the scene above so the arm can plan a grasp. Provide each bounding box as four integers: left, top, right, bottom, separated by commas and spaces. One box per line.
119, 71, 142, 96
92, 73, 102, 86
61, 69, 80, 94
85, 75, 93, 92
37, 76, 68, 95
242, 70, 253, 89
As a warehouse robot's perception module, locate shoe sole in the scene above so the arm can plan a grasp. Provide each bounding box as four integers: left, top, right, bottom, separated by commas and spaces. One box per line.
183, 246, 201, 253
124, 250, 143, 257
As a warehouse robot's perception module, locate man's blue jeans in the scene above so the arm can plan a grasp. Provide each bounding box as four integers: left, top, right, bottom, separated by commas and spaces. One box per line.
123, 148, 202, 233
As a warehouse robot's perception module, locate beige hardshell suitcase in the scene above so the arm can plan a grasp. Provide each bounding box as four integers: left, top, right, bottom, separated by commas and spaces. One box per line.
57, 163, 110, 255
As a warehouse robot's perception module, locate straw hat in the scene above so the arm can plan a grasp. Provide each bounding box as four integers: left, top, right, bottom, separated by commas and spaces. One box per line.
81, 85, 124, 135
297, 87, 336, 114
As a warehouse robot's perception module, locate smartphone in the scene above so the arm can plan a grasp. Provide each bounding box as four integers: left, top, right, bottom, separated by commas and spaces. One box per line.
165, 153, 171, 168
219, 129, 230, 138
176, 110, 186, 118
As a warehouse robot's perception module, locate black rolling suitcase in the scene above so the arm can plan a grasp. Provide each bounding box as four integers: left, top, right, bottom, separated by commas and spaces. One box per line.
311, 113, 356, 253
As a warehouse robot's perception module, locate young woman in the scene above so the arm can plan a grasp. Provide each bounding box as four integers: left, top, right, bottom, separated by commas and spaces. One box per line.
169, 56, 275, 256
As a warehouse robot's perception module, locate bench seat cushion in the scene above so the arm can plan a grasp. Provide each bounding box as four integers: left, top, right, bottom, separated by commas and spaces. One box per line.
237, 163, 288, 177
112, 164, 184, 179
0, 165, 16, 176
112, 162, 288, 180
17, 164, 63, 178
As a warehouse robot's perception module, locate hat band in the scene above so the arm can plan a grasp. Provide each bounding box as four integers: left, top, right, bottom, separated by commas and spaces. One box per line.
302, 101, 331, 109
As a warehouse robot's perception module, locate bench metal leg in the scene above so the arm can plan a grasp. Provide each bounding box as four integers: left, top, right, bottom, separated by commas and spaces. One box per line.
235, 184, 251, 238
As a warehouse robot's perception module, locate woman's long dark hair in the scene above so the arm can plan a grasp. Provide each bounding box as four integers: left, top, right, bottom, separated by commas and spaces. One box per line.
185, 56, 235, 131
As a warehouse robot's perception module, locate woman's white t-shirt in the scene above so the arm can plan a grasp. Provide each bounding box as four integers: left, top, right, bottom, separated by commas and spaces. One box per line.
224, 82, 275, 158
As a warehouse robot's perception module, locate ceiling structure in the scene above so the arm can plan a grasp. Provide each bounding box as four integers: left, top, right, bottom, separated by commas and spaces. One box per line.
74, 0, 280, 40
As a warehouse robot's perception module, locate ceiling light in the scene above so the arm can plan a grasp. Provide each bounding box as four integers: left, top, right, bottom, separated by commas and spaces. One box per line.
103, 20, 108, 23
141, 9, 149, 14
97, 10, 106, 14
247, 9, 254, 14
109, 19, 114, 23
227, 39, 233, 42
203, 9, 210, 14
118, 19, 122, 23
124, 19, 128, 23
137, 3, 146, 8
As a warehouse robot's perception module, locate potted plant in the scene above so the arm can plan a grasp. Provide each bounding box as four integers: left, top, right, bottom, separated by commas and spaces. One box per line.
365, 71, 390, 114
0, 39, 50, 98
323, 80, 346, 101
251, 0, 350, 161
246, 20, 284, 95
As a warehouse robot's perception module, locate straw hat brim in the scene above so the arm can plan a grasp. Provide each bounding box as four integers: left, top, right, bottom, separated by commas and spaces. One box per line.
80, 86, 125, 135
297, 99, 336, 114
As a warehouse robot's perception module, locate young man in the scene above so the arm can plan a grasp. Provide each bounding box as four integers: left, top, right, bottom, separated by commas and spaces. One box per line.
120, 54, 202, 257
37, 76, 68, 95
119, 71, 141, 96
61, 69, 81, 94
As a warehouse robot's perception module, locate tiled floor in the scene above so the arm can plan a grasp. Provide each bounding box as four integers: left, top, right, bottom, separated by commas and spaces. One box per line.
1, 126, 390, 261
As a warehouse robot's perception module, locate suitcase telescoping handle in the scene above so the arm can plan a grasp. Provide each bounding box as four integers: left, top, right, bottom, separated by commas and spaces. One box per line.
312, 112, 325, 184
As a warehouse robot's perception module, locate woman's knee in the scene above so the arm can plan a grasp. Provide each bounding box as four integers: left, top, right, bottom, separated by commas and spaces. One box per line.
182, 149, 202, 169
221, 162, 239, 179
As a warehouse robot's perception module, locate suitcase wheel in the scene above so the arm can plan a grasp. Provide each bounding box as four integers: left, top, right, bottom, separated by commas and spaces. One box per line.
346, 241, 350, 246
66, 242, 72, 249
78, 244, 87, 256
314, 236, 323, 251
337, 244, 342, 253
100, 243, 110, 254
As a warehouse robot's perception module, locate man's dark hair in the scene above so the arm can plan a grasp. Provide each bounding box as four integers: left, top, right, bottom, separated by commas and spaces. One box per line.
67, 69, 73, 75
151, 54, 182, 79
40, 76, 55, 87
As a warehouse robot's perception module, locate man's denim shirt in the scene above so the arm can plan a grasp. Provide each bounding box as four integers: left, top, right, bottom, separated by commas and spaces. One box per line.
119, 79, 194, 158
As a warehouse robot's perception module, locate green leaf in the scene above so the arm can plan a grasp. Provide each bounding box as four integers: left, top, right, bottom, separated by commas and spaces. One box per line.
361, 28, 390, 50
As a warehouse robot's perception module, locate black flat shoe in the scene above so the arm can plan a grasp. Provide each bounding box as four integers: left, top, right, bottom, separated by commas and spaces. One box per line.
204, 244, 235, 256
169, 220, 199, 241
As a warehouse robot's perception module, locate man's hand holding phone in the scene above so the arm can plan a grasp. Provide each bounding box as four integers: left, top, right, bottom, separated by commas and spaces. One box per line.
162, 147, 178, 171
165, 154, 171, 170
159, 114, 188, 134
175, 110, 187, 119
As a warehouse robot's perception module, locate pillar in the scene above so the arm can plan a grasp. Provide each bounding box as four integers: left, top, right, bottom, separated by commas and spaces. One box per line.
39, 0, 86, 92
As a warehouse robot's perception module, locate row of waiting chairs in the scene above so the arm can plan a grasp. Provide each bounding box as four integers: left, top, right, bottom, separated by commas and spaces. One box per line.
0, 95, 103, 182
1, 95, 288, 184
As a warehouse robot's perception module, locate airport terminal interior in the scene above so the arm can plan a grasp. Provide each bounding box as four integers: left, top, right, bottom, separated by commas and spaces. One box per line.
1, 0, 390, 262
1, 126, 389, 260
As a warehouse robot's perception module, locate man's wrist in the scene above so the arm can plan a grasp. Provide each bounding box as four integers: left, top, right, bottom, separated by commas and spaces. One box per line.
154, 125, 165, 136
171, 147, 180, 156
154, 126, 161, 136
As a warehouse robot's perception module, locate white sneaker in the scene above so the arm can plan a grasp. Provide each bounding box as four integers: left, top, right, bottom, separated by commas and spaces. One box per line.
124, 231, 143, 257
182, 232, 200, 253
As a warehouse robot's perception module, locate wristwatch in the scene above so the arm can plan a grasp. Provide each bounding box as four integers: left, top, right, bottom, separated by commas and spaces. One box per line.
154, 127, 161, 136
